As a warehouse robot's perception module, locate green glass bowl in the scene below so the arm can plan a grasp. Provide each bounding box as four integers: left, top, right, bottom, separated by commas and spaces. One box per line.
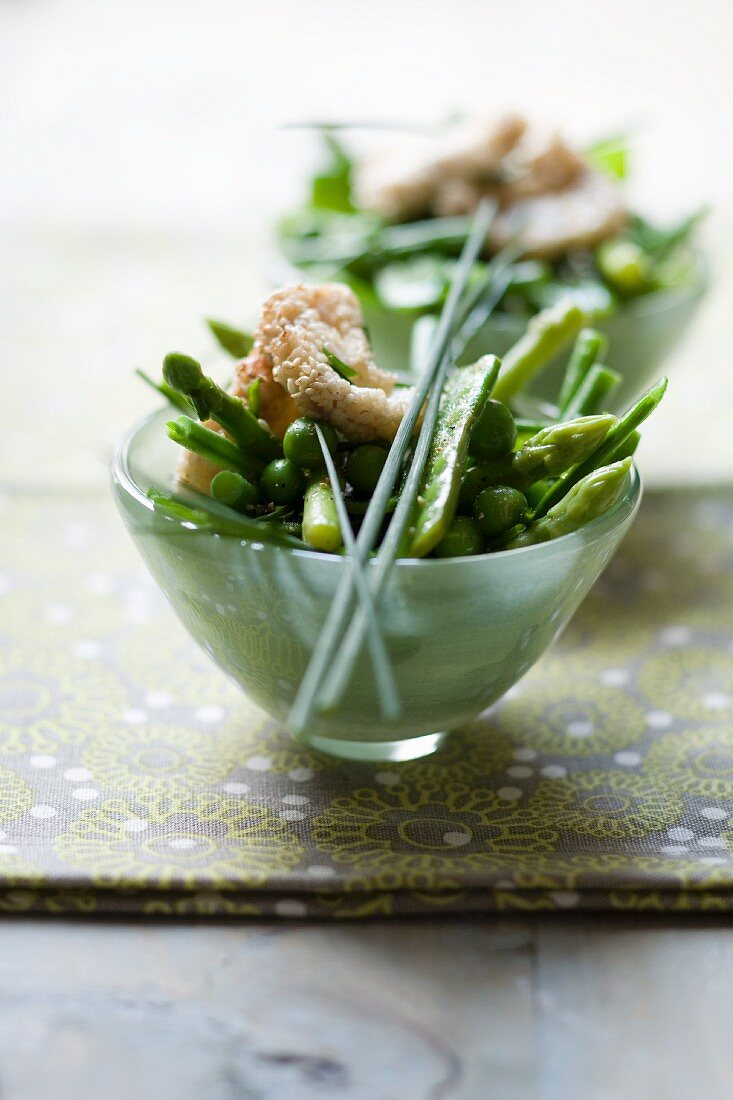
363, 265, 707, 411
112, 409, 641, 763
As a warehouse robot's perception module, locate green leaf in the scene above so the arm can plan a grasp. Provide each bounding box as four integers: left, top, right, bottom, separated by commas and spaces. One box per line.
247, 378, 261, 418
323, 346, 358, 381
585, 135, 629, 180
206, 319, 254, 358
310, 133, 354, 213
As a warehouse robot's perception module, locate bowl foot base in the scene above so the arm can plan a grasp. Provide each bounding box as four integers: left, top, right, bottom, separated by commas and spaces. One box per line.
300, 730, 447, 763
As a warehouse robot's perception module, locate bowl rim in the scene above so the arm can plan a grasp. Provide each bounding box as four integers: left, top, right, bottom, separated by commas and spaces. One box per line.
112, 407, 642, 569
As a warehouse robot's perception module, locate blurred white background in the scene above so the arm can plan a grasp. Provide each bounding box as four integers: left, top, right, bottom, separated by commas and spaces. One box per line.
2, 0, 731, 484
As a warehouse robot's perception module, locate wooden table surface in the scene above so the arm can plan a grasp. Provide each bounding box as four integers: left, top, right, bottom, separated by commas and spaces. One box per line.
2, 915, 731, 1100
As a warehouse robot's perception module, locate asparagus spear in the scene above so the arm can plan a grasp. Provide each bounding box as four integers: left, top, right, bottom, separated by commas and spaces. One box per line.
302, 473, 343, 553
512, 414, 617, 484
408, 355, 501, 558
166, 416, 254, 475
534, 378, 666, 518
562, 363, 621, 418
506, 459, 632, 548
557, 328, 607, 414
163, 352, 281, 461
491, 301, 586, 404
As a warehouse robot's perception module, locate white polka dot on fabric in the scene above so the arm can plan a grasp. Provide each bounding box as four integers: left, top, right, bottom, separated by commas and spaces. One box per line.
497, 786, 523, 801
698, 836, 727, 849
123, 818, 149, 833
275, 899, 307, 918
71, 640, 101, 660
566, 720, 593, 738
29, 805, 56, 819
659, 626, 692, 647
145, 691, 173, 709
646, 710, 673, 730
700, 807, 729, 822
660, 845, 689, 856
122, 709, 148, 725
85, 574, 115, 597
0, 575, 12, 596
306, 865, 336, 878
614, 751, 642, 767
540, 765, 567, 779
282, 795, 309, 806
512, 748, 537, 762
222, 782, 250, 795
45, 604, 73, 624
550, 891, 580, 908
64, 767, 92, 782
667, 827, 695, 842
30, 755, 56, 769
699, 856, 727, 866
703, 692, 731, 712
506, 765, 533, 779
169, 838, 197, 850
600, 668, 629, 686
281, 809, 306, 822
443, 831, 471, 847
246, 755, 272, 772
0, 845, 18, 855
375, 772, 400, 787
71, 788, 99, 802
195, 705, 225, 723
287, 768, 314, 783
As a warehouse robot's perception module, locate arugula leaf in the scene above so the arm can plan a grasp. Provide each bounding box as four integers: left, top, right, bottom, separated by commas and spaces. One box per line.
247, 378, 261, 418
311, 133, 355, 213
206, 319, 254, 358
585, 135, 629, 180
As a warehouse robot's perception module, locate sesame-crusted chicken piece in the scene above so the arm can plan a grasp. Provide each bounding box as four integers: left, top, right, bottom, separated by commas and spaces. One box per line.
491, 171, 628, 258
255, 283, 413, 443
175, 419, 226, 494
354, 113, 527, 222
354, 115, 628, 259
231, 350, 298, 439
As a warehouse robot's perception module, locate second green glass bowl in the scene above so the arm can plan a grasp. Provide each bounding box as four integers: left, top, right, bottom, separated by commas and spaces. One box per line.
112, 409, 642, 763
362, 266, 706, 410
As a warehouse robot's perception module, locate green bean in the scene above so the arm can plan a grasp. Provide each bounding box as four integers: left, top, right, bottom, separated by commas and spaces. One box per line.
604, 428, 641, 464
492, 301, 586, 404
507, 459, 632, 547
210, 470, 259, 509
163, 352, 280, 461
302, 473, 343, 553
534, 379, 666, 518
409, 355, 501, 558
166, 416, 252, 474
562, 364, 621, 418
206, 319, 254, 358
557, 328, 607, 414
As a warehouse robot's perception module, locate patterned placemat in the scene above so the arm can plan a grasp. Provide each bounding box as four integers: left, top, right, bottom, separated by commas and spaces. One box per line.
1, 485, 733, 917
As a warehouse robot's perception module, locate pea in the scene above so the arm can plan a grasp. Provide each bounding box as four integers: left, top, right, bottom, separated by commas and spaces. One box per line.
259, 458, 306, 505
433, 516, 484, 558
474, 485, 528, 539
210, 470, 259, 509
283, 417, 338, 469
469, 399, 517, 461
458, 458, 516, 512
345, 444, 389, 496
596, 238, 652, 296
